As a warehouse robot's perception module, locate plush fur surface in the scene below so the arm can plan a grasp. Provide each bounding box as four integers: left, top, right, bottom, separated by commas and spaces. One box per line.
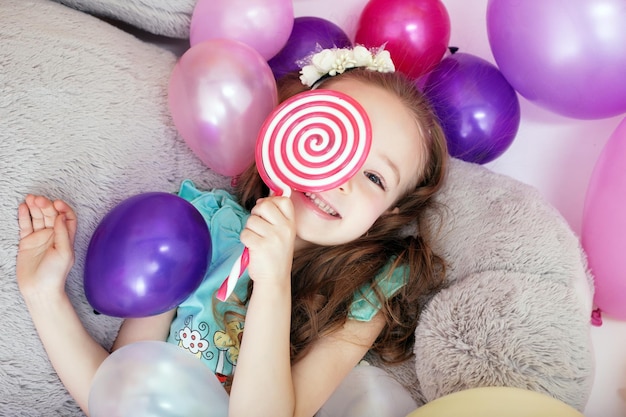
1, 2, 227, 415
412, 159, 595, 410
51, 0, 195, 38
0, 0, 594, 415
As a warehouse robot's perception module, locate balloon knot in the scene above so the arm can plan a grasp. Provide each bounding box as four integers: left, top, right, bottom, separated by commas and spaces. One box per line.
591, 308, 603, 326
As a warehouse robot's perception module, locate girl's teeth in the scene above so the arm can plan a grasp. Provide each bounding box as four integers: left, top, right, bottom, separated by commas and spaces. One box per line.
305, 193, 338, 216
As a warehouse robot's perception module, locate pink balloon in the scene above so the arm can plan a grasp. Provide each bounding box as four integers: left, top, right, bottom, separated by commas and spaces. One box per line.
168, 39, 278, 176
190, 0, 294, 61
582, 117, 626, 320
487, 0, 626, 119
355, 0, 450, 79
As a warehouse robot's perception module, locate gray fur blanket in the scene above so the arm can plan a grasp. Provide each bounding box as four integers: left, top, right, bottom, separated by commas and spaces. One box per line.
0, 1, 594, 415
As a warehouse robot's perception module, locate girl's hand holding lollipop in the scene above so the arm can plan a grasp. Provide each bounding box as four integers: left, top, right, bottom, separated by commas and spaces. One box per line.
217, 89, 372, 301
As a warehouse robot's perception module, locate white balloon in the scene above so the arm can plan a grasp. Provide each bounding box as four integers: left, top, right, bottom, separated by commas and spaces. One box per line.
89, 341, 229, 417
317, 364, 417, 417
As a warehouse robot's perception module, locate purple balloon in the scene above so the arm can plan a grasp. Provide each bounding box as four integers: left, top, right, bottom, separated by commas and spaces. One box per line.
487, 0, 626, 120
85, 193, 211, 318
268, 16, 352, 80
422, 52, 520, 164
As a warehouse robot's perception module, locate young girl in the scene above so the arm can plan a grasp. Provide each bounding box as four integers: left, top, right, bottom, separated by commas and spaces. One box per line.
16, 46, 448, 417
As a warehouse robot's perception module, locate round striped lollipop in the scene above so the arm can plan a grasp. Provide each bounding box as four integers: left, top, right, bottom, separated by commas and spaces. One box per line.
217, 90, 372, 301
256, 89, 372, 196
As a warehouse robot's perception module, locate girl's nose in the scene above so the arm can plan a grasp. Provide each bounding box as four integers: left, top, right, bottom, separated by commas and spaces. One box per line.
338, 178, 353, 193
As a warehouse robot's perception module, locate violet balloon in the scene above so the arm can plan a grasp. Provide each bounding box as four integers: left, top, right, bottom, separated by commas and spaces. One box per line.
84, 193, 211, 318
268, 16, 352, 81
355, 0, 450, 79
582, 117, 626, 320
487, 0, 626, 119
422, 52, 520, 164
168, 39, 278, 176
190, 0, 293, 61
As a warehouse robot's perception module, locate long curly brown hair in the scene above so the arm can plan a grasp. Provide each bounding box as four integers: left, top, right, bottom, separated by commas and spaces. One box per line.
233, 68, 448, 366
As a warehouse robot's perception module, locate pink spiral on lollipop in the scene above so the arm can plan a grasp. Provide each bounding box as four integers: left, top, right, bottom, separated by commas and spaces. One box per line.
257, 90, 372, 196
217, 90, 372, 301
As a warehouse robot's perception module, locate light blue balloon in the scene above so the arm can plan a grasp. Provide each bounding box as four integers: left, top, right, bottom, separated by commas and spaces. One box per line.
89, 341, 229, 417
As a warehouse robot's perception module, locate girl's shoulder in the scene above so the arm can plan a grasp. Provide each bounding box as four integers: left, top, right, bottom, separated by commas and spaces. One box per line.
178, 179, 236, 204
178, 179, 246, 215
349, 261, 409, 322
177, 179, 250, 235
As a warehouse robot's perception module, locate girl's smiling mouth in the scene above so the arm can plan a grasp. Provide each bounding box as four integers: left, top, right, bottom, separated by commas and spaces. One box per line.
303, 192, 341, 218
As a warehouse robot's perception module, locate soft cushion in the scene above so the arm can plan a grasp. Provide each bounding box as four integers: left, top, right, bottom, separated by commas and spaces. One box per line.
0, 0, 594, 415
414, 158, 594, 410
365, 158, 594, 411
1, 1, 226, 414
51, 0, 195, 38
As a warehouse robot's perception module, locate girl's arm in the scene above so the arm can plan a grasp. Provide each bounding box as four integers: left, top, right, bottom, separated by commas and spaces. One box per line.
232, 282, 384, 417
17, 195, 107, 413
21, 290, 109, 414
290, 314, 386, 417
16, 195, 173, 415
112, 310, 176, 351
228, 196, 386, 417
228, 195, 296, 417
22, 296, 174, 415
228, 275, 294, 417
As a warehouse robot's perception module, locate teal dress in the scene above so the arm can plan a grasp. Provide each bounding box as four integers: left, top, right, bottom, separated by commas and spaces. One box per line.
166, 180, 408, 383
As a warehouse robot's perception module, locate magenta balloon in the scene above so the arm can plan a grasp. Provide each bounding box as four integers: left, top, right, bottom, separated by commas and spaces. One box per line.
487, 0, 626, 120
268, 16, 352, 80
582, 117, 626, 320
422, 52, 520, 164
190, 0, 294, 60
168, 39, 278, 176
84, 193, 211, 318
355, 0, 450, 79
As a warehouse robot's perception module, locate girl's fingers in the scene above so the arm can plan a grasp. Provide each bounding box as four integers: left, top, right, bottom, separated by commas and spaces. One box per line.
243, 214, 270, 239
17, 203, 34, 239
53, 214, 72, 257
54, 200, 77, 246
272, 196, 295, 221
250, 196, 293, 225
250, 199, 276, 222
18, 195, 77, 247
24, 195, 45, 231
25, 195, 57, 231
242, 197, 296, 248
36, 196, 59, 229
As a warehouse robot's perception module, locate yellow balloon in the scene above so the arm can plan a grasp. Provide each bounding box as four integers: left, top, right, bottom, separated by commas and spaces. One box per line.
406, 387, 584, 417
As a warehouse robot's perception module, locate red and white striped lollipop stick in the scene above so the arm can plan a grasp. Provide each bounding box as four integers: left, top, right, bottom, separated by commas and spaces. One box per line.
216, 90, 372, 301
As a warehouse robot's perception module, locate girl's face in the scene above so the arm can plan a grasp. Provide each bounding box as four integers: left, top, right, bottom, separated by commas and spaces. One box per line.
291, 78, 426, 250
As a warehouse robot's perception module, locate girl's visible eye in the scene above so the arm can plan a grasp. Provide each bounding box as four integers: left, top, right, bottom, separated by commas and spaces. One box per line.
365, 171, 386, 190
